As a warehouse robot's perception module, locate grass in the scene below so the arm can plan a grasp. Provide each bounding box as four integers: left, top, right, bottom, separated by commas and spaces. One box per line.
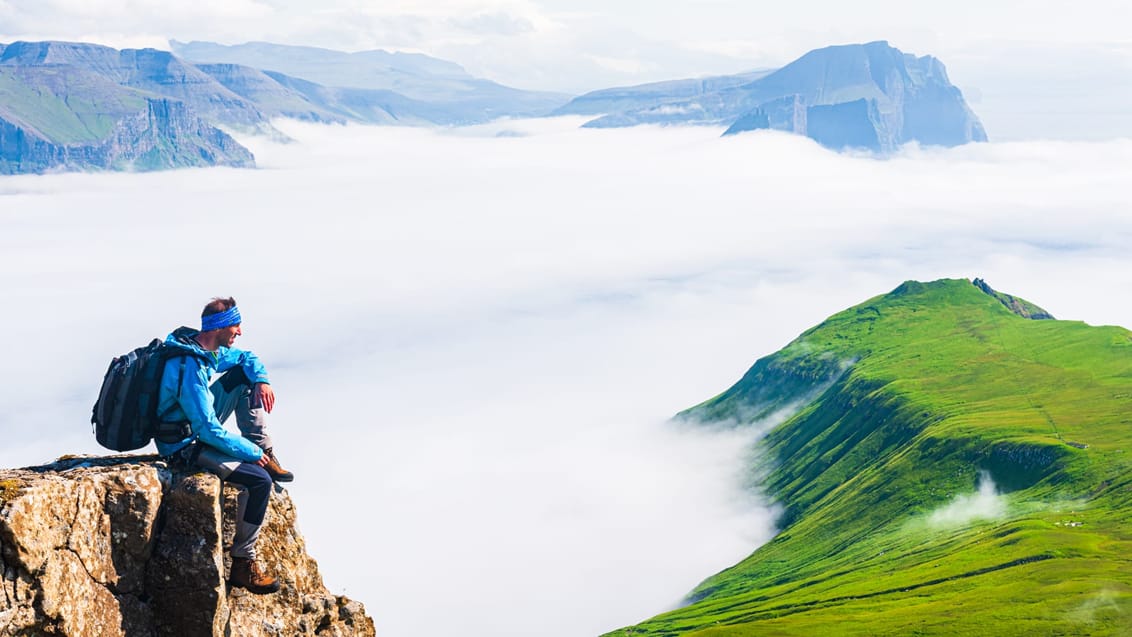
607, 279, 1132, 636
1, 67, 253, 171
0, 477, 26, 504
0, 66, 147, 143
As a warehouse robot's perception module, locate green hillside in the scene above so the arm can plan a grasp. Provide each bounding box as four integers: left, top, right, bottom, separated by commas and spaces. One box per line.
609, 278, 1132, 636
0, 65, 146, 143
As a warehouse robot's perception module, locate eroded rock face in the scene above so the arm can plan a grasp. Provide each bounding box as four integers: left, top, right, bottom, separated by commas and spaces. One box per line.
0, 456, 374, 637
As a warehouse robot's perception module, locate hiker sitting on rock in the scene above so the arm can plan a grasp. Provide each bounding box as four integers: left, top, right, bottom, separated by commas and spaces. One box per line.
155, 296, 294, 595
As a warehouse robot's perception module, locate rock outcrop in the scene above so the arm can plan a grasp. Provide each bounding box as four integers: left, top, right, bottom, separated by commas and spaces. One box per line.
0, 456, 374, 637
972, 277, 1055, 320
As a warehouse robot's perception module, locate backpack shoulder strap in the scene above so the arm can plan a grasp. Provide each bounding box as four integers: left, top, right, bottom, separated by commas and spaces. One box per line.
155, 344, 211, 422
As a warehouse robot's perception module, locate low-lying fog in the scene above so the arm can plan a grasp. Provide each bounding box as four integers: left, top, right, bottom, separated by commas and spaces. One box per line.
1, 118, 1130, 636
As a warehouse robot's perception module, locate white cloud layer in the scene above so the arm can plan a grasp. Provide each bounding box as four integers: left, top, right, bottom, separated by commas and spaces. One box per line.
1, 120, 1131, 635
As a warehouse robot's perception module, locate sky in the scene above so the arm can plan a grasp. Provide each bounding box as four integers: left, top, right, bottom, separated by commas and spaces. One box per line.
2, 118, 1132, 635
1, 0, 1131, 139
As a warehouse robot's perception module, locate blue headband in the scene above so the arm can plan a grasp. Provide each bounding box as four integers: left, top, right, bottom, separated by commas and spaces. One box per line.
201, 306, 242, 332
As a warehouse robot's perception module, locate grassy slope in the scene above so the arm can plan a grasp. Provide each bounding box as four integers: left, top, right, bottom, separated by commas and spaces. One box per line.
610, 279, 1132, 636
0, 66, 146, 143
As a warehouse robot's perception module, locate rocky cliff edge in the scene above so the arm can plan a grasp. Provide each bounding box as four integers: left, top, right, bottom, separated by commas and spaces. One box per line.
0, 455, 374, 636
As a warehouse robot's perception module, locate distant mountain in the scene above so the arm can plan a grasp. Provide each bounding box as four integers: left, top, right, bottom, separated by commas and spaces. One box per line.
170, 40, 571, 124
0, 39, 573, 173
203, 65, 467, 126
191, 63, 351, 125
171, 40, 472, 94
564, 41, 986, 152
0, 39, 985, 173
608, 279, 1132, 636
0, 42, 254, 173
1, 41, 272, 132
552, 69, 773, 117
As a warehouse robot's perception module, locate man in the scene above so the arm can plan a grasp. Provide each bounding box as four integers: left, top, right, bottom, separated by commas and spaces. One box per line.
154, 297, 294, 595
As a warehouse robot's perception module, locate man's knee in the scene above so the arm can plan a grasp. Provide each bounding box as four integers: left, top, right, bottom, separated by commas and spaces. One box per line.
227, 463, 273, 525
234, 463, 271, 494
220, 366, 253, 393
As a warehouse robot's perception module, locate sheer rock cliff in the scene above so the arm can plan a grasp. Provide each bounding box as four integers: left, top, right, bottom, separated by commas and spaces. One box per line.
0, 456, 374, 637
560, 41, 986, 152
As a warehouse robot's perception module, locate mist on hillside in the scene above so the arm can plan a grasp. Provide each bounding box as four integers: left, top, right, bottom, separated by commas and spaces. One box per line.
928, 470, 1007, 527
1, 118, 1130, 636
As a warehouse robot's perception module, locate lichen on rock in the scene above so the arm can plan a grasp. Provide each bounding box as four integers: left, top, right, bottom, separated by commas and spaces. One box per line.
0, 455, 374, 637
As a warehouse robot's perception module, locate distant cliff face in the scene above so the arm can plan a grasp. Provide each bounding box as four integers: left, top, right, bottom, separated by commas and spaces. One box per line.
0, 456, 374, 637
0, 38, 577, 174
0, 43, 257, 174
567, 41, 986, 152
972, 277, 1055, 320
0, 95, 254, 174
1, 41, 271, 132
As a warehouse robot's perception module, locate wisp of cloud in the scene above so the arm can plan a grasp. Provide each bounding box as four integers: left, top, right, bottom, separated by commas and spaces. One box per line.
928, 470, 1007, 527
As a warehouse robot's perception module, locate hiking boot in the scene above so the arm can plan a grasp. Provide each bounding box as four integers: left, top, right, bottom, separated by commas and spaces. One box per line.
229, 557, 281, 595
262, 447, 294, 482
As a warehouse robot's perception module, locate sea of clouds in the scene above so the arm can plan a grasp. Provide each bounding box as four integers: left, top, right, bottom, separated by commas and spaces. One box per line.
1, 118, 1130, 636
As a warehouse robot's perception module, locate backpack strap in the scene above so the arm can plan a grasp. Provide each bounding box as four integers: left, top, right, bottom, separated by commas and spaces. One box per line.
153, 346, 211, 443
155, 355, 188, 423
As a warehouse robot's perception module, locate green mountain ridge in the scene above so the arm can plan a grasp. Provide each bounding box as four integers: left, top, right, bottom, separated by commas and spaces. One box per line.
610, 278, 1132, 636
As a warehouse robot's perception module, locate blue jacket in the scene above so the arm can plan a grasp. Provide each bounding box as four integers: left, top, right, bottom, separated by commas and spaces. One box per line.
154, 326, 269, 462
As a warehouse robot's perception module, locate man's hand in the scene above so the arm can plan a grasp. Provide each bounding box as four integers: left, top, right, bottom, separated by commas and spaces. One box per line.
255, 453, 271, 468
254, 383, 275, 413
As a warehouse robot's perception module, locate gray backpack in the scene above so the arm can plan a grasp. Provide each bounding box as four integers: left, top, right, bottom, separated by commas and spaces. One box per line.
91, 339, 206, 451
